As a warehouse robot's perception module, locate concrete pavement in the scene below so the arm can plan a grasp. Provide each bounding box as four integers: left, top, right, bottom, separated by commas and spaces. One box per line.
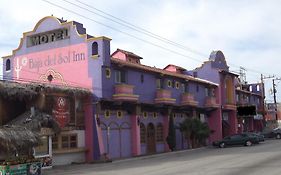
43, 139, 281, 175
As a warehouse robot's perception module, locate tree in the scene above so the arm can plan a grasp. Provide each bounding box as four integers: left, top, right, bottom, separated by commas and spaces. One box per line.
166, 116, 176, 151
180, 118, 211, 148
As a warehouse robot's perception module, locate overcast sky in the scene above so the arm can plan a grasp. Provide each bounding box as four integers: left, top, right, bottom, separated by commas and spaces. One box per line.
0, 0, 280, 102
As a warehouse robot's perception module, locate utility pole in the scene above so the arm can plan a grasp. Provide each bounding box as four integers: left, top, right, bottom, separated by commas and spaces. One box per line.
273, 79, 278, 121
272, 78, 281, 121
261, 74, 276, 125
239, 67, 247, 84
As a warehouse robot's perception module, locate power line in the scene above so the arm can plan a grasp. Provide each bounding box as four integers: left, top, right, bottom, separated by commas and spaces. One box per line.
70, 0, 208, 58
41, 0, 205, 64
39, 0, 280, 80
72, 0, 275, 77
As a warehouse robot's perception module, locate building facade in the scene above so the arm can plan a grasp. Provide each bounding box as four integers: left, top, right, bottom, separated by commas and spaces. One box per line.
192, 51, 264, 137
1, 16, 265, 164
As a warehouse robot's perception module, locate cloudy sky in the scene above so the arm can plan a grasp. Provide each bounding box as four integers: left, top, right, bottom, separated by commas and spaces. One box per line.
0, 0, 280, 102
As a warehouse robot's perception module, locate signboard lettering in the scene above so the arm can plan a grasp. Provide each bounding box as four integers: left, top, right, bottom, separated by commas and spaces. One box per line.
52, 96, 70, 128
27, 28, 69, 47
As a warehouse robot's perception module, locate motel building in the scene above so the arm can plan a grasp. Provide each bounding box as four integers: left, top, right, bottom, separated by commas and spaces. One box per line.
0, 16, 264, 165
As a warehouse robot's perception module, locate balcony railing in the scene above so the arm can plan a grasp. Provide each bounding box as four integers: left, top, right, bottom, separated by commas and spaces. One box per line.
223, 99, 237, 110
154, 89, 176, 104
205, 96, 219, 108
236, 99, 249, 106
181, 93, 198, 106
112, 84, 139, 101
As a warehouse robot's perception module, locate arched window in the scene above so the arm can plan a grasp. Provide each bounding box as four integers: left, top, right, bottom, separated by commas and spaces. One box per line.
140, 123, 146, 143
6, 59, 11, 71
92, 42, 98, 55
156, 123, 164, 142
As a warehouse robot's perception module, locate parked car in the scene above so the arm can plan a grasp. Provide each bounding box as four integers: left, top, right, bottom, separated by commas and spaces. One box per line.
243, 132, 265, 142
213, 133, 259, 148
261, 128, 281, 139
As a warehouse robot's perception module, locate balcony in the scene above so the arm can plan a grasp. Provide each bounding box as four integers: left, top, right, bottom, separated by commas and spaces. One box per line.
222, 99, 237, 111
112, 84, 139, 102
180, 93, 198, 107
236, 99, 249, 106
154, 89, 176, 104
205, 96, 219, 109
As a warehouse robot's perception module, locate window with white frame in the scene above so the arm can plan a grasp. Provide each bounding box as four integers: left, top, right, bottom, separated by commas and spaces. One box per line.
115, 70, 126, 83
52, 134, 78, 151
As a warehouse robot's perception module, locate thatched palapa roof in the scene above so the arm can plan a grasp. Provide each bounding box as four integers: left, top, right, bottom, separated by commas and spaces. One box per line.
0, 125, 40, 152
0, 80, 92, 100
8, 110, 61, 133
0, 110, 61, 152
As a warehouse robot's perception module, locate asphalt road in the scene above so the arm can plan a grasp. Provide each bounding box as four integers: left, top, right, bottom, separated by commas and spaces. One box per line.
44, 139, 281, 175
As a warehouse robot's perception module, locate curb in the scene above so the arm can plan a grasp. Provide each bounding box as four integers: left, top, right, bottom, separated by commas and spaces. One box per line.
114, 146, 207, 163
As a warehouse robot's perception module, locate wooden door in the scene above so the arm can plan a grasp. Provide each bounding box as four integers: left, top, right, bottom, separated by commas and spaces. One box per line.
147, 123, 156, 154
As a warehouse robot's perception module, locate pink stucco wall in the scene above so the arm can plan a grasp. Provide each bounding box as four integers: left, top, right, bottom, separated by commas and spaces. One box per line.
131, 114, 141, 156
12, 43, 92, 88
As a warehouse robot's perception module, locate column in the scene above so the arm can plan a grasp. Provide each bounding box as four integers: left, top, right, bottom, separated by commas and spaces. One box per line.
84, 97, 94, 162
131, 114, 141, 156
249, 117, 254, 131
163, 114, 170, 151
229, 111, 238, 135
208, 108, 222, 143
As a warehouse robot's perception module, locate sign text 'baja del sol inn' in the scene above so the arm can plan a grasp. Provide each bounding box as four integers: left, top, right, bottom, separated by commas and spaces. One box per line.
27, 28, 69, 47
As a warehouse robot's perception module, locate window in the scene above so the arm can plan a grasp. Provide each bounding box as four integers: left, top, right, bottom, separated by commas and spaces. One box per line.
140, 123, 146, 143
104, 110, 110, 119
116, 110, 123, 119
246, 96, 249, 103
105, 68, 111, 78
181, 83, 189, 93
180, 114, 184, 118
153, 112, 158, 119
175, 81, 180, 89
173, 113, 176, 119
52, 134, 78, 150
257, 85, 260, 92
205, 88, 209, 97
167, 80, 172, 88
205, 88, 214, 97
249, 85, 253, 92
236, 94, 240, 102
115, 70, 126, 83
156, 79, 163, 89
196, 85, 199, 92
92, 42, 98, 55
143, 112, 148, 119
52, 136, 58, 150
200, 114, 205, 123
61, 135, 77, 149
141, 74, 144, 83
156, 123, 164, 142
6, 59, 11, 71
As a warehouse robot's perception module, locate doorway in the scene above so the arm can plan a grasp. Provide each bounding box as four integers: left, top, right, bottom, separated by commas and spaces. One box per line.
147, 123, 156, 154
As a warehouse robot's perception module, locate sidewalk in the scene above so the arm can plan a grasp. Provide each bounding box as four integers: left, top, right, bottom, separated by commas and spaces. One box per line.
43, 147, 207, 175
